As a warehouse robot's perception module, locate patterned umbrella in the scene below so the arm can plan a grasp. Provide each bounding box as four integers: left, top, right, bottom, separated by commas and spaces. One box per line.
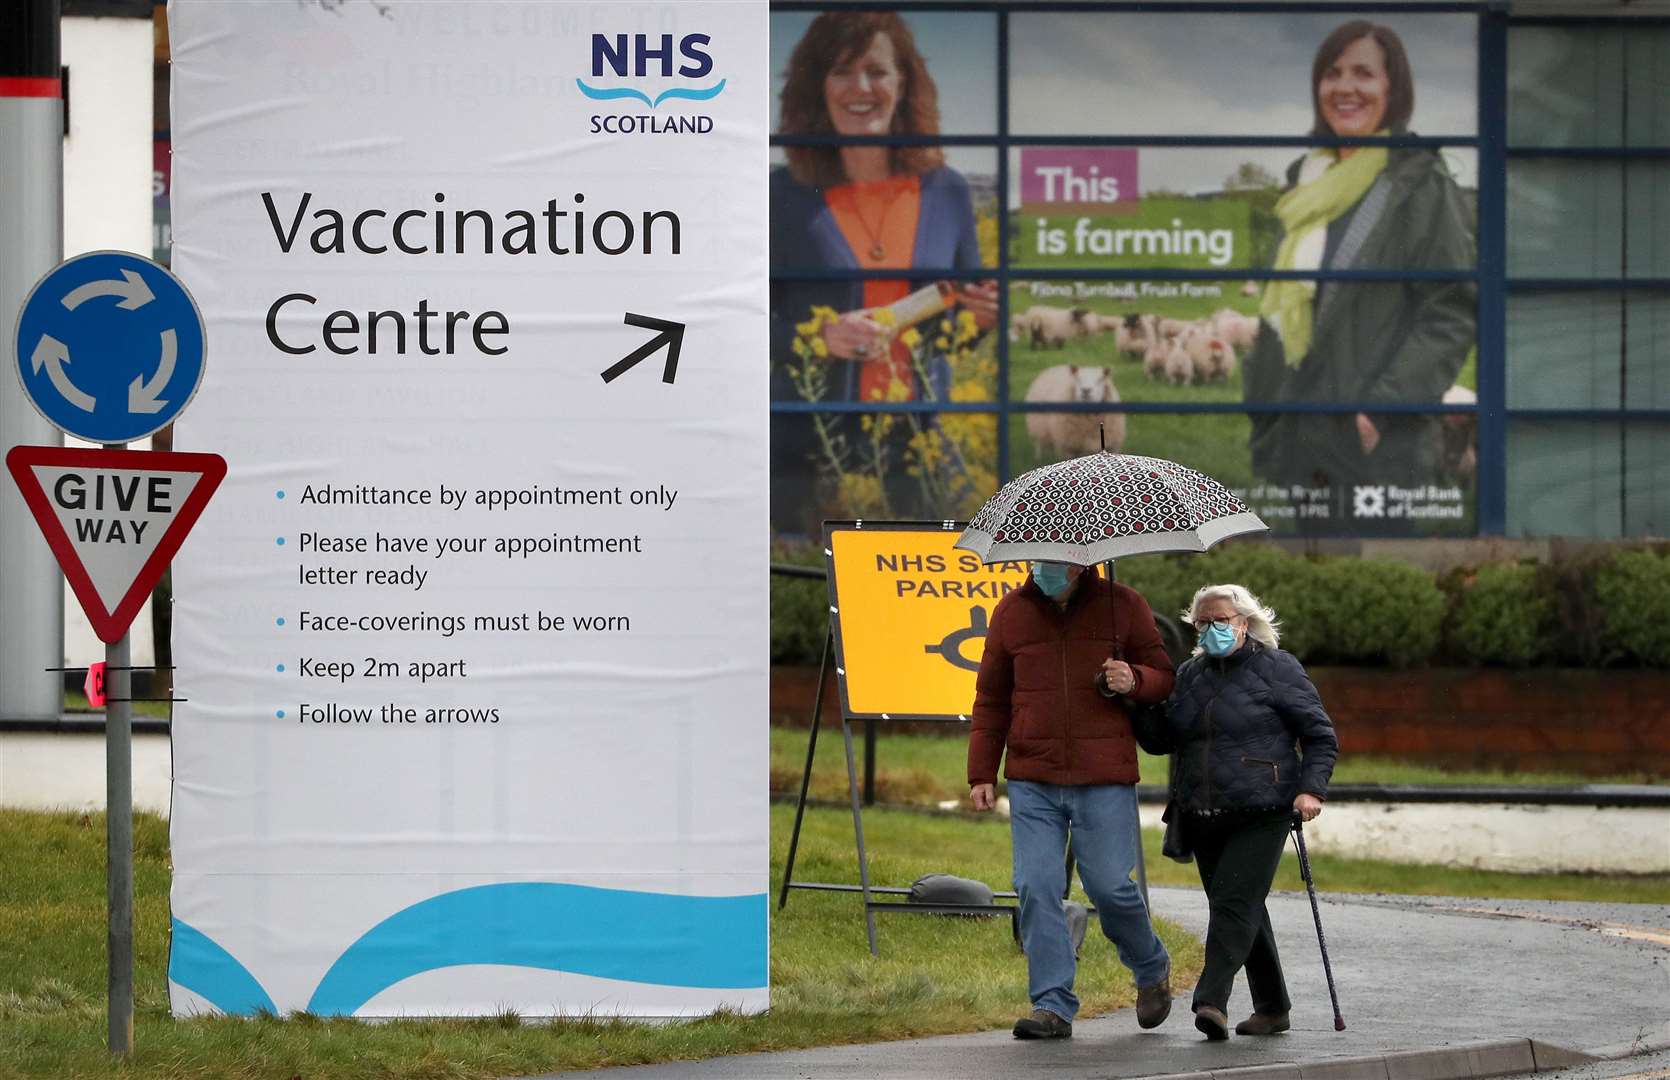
956, 452, 1267, 565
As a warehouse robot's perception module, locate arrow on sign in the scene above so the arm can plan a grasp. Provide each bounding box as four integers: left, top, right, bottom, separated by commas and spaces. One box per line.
128, 329, 177, 415
31, 334, 97, 412
61, 268, 155, 311
600, 313, 684, 385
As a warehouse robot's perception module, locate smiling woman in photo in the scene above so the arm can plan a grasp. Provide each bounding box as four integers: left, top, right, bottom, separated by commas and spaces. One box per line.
769, 11, 997, 536
1243, 20, 1477, 532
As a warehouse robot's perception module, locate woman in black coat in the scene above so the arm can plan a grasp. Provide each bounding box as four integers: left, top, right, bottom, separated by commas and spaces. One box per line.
1148, 584, 1339, 1040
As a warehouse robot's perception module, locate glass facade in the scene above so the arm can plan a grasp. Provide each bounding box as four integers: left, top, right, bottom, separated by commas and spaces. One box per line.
1503, 20, 1670, 539
767, 5, 1669, 541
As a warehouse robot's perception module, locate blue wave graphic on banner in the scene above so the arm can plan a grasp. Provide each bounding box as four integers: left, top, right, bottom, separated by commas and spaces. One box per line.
575, 79, 727, 109
307, 883, 767, 1015
574, 81, 654, 108
653, 80, 727, 107
169, 919, 277, 1016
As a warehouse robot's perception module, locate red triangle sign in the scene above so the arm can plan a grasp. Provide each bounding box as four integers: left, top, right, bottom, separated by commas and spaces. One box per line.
6, 445, 226, 644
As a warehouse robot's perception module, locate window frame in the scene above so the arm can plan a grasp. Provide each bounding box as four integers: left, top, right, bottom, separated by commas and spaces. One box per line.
767, 2, 1666, 537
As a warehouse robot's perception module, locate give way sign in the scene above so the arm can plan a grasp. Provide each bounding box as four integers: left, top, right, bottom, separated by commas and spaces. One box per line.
5, 445, 226, 643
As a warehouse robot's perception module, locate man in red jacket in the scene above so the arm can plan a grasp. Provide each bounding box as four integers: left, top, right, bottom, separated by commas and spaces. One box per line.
969, 560, 1175, 1039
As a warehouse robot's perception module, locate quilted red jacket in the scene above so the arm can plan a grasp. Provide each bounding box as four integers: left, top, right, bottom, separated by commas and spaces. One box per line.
968, 569, 1174, 787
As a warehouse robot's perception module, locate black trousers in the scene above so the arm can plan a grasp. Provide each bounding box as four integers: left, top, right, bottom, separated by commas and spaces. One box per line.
1185, 811, 1293, 1016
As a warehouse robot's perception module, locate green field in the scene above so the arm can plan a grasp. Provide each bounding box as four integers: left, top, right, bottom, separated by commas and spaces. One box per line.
1005, 280, 1256, 486
0, 805, 1199, 1080
3, 795, 1664, 1078
770, 726, 1667, 809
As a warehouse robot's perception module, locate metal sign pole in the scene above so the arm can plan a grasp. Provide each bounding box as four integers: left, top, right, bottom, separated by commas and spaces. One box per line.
104, 440, 134, 1058
105, 631, 134, 1054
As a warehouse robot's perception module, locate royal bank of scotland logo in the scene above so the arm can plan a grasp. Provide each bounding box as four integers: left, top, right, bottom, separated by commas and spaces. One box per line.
1352, 485, 1387, 519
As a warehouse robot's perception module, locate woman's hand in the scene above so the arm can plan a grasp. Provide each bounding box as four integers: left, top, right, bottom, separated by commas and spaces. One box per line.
1101, 659, 1135, 695
970, 783, 997, 811
822, 310, 888, 361
955, 280, 1000, 330
1293, 793, 1324, 822
1355, 412, 1381, 456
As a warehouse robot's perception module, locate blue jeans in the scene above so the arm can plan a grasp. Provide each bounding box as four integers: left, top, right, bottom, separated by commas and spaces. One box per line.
1009, 780, 1170, 1021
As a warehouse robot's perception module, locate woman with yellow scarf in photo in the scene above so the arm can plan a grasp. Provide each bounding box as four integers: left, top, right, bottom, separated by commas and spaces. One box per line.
1244, 21, 1476, 534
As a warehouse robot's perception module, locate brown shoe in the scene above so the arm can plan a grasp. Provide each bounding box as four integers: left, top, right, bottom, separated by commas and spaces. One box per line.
1013, 1008, 1073, 1039
1193, 1004, 1229, 1041
1135, 976, 1172, 1029
1235, 1011, 1291, 1036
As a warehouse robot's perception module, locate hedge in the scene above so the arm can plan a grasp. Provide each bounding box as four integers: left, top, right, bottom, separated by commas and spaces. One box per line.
1445, 562, 1557, 667
770, 541, 1670, 669
1594, 549, 1670, 666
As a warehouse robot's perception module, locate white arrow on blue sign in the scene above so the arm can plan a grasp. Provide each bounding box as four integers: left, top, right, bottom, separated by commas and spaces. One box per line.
12, 250, 207, 444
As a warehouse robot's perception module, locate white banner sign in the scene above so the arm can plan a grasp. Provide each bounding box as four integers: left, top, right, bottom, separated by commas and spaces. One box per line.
168, 0, 768, 1017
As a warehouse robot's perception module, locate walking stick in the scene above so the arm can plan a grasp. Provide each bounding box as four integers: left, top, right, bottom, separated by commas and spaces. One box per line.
1290, 815, 1346, 1031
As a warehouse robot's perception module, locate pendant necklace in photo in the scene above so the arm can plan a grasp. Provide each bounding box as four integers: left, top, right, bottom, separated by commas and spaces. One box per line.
851, 185, 901, 262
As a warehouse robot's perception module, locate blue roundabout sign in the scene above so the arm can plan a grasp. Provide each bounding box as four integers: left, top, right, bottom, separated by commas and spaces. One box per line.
12, 250, 207, 444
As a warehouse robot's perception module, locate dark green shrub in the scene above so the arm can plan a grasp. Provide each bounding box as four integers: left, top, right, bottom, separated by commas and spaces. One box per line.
1305, 558, 1444, 667
1593, 549, 1670, 666
1446, 562, 1557, 666
1114, 553, 1199, 631
771, 542, 830, 666
1540, 543, 1611, 666
1197, 545, 1327, 658
1119, 544, 1331, 659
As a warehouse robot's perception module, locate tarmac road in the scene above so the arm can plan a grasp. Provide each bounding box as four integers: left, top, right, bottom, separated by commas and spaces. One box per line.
535, 887, 1670, 1080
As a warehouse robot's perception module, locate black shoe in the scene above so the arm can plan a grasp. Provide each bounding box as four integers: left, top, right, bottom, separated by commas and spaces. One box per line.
1235, 1011, 1291, 1036
1194, 1004, 1229, 1041
1135, 976, 1172, 1029
1013, 1008, 1073, 1039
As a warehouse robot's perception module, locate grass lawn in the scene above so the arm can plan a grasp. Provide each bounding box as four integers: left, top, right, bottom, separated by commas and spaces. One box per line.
770, 726, 1666, 810
64, 690, 171, 720
0, 805, 1198, 1079
3, 793, 1666, 1078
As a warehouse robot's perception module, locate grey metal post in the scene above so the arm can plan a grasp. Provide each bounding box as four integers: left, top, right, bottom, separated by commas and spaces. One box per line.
777, 629, 832, 911
105, 628, 134, 1056
0, 0, 65, 723
841, 718, 879, 956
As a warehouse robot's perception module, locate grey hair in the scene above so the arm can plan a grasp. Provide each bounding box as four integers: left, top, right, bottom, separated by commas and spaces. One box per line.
1182, 583, 1281, 654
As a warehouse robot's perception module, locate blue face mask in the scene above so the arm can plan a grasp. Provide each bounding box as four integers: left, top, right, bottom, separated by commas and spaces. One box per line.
1201, 621, 1240, 657
1031, 561, 1073, 598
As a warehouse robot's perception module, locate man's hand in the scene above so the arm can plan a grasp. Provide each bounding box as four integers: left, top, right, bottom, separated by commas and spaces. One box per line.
1293, 793, 1324, 822
970, 783, 997, 811
1355, 412, 1381, 456
1101, 659, 1135, 695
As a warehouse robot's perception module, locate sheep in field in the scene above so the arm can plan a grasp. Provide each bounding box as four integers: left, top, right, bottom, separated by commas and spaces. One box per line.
1024, 364, 1126, 458
1017, 305, 1093, 348
1142, 339, 1170, 381
1211, 309, 1261, 352
1163, 341, 1194, 386
1181, 326, 1236, 382
1117, 312, 1159, 357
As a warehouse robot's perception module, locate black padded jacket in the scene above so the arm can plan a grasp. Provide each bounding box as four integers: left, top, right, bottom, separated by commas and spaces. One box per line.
1146, 641, 1339, 814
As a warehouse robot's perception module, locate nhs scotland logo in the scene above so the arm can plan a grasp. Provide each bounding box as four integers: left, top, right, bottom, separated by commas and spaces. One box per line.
577, 33, 724, 135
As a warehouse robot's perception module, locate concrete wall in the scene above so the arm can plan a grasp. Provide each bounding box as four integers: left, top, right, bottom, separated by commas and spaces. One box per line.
60, 14, 157, 669
0, 731, 171, 815
1133, 802, 1670, 876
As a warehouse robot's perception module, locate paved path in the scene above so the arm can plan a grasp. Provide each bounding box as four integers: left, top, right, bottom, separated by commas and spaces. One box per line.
533, 888, 1670, 1079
